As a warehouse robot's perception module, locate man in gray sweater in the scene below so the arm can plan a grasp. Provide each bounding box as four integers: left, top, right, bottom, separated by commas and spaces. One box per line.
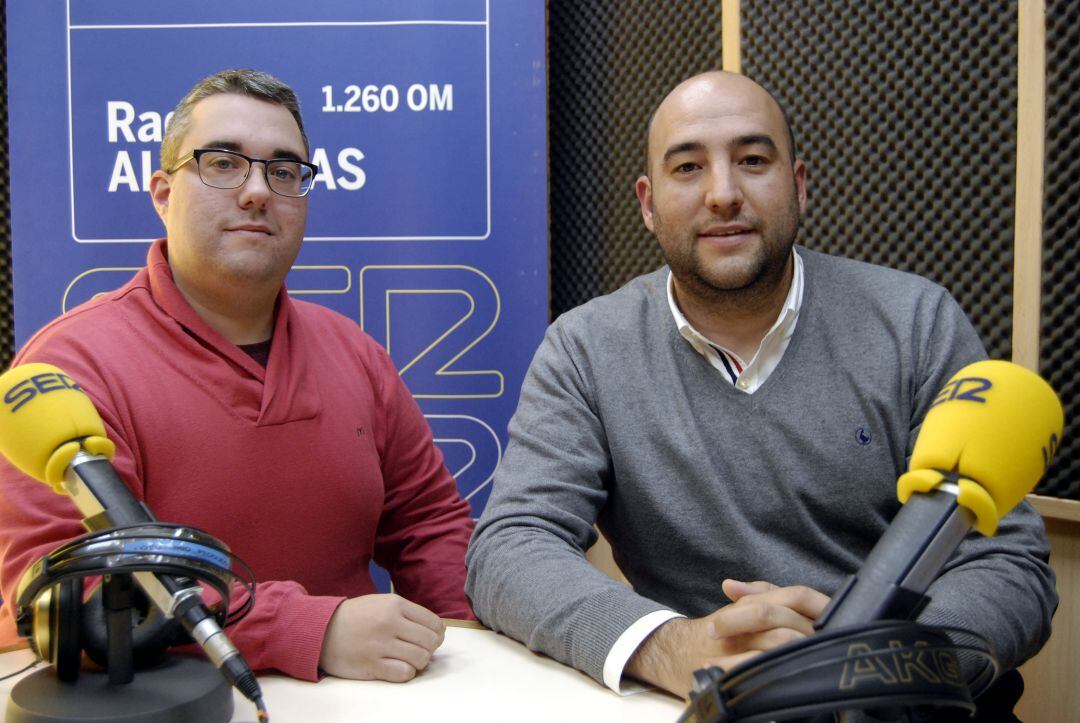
465, 71, 1055, 704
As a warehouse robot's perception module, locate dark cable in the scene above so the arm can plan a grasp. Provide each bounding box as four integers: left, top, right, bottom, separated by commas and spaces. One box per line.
0, 656, 43, 682
255, 696, 270, 722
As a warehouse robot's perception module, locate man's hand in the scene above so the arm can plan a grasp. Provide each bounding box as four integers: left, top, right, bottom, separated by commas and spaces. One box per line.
624, 580, 829, 698
319, 594, 446, 682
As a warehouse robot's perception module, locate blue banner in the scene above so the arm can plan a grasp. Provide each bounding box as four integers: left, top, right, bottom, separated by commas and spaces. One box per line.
5, 0, 548, 549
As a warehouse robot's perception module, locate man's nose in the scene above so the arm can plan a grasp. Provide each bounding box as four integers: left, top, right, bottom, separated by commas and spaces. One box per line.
704, 166, 743, 214
237, 162, 274, 207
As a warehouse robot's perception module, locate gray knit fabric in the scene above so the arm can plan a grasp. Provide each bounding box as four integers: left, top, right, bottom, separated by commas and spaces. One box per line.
466, 247, 1056, 686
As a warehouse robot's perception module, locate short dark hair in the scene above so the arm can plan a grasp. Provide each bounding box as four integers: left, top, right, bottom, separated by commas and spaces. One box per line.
160, 68, 309, 170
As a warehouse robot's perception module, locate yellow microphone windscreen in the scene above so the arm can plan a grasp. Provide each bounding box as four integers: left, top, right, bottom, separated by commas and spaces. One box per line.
0, 363, 115, 492
898, 360, 1064, 535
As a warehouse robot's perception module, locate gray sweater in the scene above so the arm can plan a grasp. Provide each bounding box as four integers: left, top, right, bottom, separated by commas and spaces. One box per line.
466, 248, 1056, 686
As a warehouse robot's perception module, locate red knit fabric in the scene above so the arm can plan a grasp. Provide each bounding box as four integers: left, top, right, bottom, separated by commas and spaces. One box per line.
0, 240, 475, 680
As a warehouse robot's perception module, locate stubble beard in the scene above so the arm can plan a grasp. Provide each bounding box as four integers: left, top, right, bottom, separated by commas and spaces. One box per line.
656, 200, 801, 310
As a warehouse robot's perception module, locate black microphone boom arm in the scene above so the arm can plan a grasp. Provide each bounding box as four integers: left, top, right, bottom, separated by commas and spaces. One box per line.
816, 482, 975, 631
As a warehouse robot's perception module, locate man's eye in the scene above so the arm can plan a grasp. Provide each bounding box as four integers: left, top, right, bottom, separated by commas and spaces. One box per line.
206, 156, 240, 170
270, 165, 299, 181
674, 162, 699, 174
741, 155, 767, 167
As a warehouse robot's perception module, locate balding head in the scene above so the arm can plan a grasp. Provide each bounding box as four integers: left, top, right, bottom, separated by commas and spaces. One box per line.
633, 70, 807, 313
646, 71, 797, 174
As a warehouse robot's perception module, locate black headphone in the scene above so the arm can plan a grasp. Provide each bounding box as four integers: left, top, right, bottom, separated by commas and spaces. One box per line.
15, 574, 177, 681
14, 523, 253, 680
679, 620, 999, 722
17, 575, 83, 681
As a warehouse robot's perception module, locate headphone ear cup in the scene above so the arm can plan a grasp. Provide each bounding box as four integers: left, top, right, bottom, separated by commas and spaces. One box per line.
52, 577, 84, 682
81, 584, 180, 670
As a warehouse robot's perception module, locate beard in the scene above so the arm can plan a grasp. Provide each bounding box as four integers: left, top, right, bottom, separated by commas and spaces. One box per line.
655, 194, 801, 305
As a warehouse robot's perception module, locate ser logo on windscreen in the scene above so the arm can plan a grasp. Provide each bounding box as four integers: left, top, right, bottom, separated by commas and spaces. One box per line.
3, 372, 82, 414
929, 377, 991, 410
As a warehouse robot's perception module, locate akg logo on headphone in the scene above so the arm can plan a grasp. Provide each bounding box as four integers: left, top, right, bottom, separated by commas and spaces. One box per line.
838, 640, 963, 690
3, 372, 82, 414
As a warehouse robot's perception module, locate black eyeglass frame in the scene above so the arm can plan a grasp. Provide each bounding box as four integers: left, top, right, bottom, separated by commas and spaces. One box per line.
166, 148, 319, 198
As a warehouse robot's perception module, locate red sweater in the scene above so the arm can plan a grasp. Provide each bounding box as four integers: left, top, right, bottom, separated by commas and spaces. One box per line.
0, 240, 475, 679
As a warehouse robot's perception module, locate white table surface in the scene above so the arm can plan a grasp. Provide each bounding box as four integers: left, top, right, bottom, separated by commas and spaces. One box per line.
1, 624, 684, 722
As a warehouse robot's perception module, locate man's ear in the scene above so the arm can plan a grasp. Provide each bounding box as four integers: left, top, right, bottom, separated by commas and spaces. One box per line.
635, 175, 655, 233
149, 170, 172, 226
793, 159, 808, 216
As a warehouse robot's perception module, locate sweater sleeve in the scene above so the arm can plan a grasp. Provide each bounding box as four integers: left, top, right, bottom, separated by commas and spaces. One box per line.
909, 291, 1057, 672
369, 345, 475, 620
0, 346, 343, 681
465, 321, 673, 685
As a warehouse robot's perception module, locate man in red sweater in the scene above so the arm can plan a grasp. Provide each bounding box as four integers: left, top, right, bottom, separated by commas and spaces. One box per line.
0, 69, 475, 682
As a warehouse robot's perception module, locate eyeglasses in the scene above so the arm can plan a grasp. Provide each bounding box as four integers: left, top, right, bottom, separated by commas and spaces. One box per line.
166, 148, 318, 197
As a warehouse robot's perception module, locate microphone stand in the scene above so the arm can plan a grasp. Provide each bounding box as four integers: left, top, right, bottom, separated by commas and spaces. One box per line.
7, 535, 239, 723
102, 573, 136, 685
7, 569, 235, 723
